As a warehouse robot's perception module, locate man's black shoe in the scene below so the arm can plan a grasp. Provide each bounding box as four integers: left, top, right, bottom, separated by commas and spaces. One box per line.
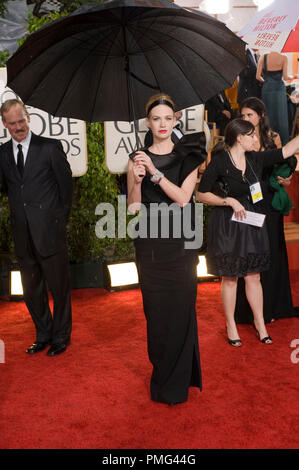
47, 339, 70, 357
26, 341, 49, 354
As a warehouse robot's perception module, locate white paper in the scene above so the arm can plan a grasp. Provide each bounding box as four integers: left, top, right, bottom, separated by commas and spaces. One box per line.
231, 211, 266, 228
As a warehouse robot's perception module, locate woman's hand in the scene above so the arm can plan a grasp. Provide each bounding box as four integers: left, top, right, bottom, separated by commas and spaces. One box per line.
132, 162, 146, 184
133, 151, 156, 176
227, 197, 246, 220
277, 174, 292, 187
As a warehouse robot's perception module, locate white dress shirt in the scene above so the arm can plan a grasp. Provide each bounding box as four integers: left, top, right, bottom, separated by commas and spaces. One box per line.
12, 131, 32, 166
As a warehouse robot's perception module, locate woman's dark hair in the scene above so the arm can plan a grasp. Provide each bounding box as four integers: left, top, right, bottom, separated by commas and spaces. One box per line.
212, 118, 255, 155
239, 97, 276, 150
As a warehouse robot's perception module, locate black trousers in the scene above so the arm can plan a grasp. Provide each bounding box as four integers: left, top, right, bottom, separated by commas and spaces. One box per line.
17, 228, 72, 344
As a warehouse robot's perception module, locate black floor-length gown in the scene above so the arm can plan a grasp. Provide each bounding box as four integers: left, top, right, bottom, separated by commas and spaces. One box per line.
235, 159, 299, 324
261, 54, 289, 146
132, 134, 205, 404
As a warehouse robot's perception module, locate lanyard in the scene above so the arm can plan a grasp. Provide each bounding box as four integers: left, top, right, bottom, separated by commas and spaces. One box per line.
228, 150, 258, 185
228, 150, 263, 203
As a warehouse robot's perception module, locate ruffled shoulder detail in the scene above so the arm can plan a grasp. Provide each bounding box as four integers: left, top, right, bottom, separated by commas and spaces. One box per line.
173, 132, 207, 183
173, 131, 207, 161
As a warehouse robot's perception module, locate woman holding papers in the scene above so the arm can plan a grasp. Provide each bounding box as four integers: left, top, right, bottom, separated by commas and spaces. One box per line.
197, 118, 299, 347
235, 98, 298, 325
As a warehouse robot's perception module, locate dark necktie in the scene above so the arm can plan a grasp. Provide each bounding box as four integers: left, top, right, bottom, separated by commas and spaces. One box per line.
17, 144, 24, 176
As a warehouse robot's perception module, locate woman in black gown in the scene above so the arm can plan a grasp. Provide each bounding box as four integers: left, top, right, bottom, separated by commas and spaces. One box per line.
197, 119, 299, 347
235, 97, 298, 324
127, 94, 205, 405
256, 52, 290, 145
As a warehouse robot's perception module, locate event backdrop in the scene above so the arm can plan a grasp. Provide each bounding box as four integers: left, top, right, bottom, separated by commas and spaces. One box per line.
0, 67, 87, 177
1, 67, 208, 176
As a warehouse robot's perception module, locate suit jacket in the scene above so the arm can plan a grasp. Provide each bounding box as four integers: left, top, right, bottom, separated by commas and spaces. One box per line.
237, 49, 262, 104
0, 133, 73, 257
205, 91, 233, 124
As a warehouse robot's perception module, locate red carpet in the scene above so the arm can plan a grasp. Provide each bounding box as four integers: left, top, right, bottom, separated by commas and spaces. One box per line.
1, 271, 299, 452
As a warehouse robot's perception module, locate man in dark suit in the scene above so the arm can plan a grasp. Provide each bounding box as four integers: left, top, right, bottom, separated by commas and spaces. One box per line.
237, 47, 262, 105
205, 90, 234, 135
0, 99, 73, 356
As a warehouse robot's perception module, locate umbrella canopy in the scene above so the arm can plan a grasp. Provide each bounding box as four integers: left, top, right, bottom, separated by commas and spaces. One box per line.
6, 0, 246, 123
238, 0, 299, 53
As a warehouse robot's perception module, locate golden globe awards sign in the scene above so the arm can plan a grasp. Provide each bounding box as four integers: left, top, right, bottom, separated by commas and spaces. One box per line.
104, 104, 208, 174
0, 67, 87, 177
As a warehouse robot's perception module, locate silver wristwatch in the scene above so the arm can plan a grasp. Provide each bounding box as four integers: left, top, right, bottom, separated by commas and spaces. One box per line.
150, 169, 164, 184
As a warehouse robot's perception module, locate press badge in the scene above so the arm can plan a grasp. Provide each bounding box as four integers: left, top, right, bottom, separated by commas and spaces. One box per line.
250, 182, 263, 204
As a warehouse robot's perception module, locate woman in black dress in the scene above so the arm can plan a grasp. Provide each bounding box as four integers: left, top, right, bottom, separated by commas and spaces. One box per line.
127, 93, 205, 405
235, 97, 298, 324
197, 118, 299, 347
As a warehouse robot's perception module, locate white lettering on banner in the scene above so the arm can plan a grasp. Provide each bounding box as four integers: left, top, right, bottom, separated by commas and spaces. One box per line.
104, 104, 208, 174
0, 67, 87, 177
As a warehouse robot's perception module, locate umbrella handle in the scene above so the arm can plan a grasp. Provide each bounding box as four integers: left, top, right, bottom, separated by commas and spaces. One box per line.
132, 116, 140, 152
124, 53, 140, 151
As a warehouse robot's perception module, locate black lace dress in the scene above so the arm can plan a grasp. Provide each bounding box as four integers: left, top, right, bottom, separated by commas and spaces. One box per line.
198, 148, 285, 277
131, 133, 206, 405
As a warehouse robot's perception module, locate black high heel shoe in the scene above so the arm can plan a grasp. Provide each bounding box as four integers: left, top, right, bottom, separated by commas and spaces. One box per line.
226, 326, 242, 347
253, 324, 273, 344
227, 338, 242, 348
258, 334, 273, 344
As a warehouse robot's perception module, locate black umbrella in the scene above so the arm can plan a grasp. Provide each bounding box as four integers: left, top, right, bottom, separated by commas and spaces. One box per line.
6, 0, 246, 140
